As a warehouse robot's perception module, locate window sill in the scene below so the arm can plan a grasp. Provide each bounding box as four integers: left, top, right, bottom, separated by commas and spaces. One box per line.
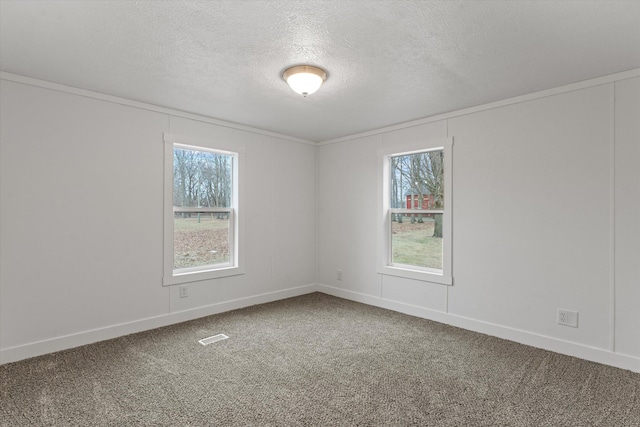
163, 265, 245, 286
377, 265, 452, 286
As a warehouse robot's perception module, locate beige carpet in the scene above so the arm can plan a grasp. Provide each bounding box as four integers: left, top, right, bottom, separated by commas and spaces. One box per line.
1, 293, 639, 426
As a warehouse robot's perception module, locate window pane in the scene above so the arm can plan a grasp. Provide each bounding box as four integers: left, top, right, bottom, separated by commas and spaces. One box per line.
390, 150, 444, 210
391, 213, 443, 270
174, 212, 230, 269
172, 145, 233, 272
173, 147, 232, 208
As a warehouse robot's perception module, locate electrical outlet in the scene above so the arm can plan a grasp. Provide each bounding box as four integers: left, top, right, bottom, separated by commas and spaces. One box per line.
557, 309, 578, 328
337, 270, 343, 281
179, 285, 188, 298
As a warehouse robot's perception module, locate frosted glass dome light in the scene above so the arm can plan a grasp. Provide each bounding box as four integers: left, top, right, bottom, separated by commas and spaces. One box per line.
283, 65, 327, 97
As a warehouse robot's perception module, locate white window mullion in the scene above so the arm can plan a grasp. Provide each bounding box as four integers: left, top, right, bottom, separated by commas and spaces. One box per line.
390, 209, 444, 215
173, 207, 232, 214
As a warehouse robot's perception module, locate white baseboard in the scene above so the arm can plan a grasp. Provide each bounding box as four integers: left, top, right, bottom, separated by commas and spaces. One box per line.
0, 284, 318, 365
317, 284, 640, 373
4, 283, 638, 374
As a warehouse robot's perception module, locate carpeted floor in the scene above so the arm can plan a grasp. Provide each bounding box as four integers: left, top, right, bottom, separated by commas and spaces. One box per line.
1, 292, 639, 426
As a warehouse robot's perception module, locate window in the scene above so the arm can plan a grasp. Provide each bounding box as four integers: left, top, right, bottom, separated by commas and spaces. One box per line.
378, 138, 452, 285
163, 134, 244, 286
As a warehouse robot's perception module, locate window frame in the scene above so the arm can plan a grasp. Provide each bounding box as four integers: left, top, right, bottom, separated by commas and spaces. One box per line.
163, 133, 245, 286
377, 137, 453, 285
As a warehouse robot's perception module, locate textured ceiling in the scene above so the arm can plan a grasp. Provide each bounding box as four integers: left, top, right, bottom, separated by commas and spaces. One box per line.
1, 1, 639, 142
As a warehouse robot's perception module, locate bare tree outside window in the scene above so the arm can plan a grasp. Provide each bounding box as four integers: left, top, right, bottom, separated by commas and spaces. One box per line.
173, 148, 231, 209
389, 149, 444, 270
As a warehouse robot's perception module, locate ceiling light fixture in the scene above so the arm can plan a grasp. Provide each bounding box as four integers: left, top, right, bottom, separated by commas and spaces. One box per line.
282, 65, 327, 97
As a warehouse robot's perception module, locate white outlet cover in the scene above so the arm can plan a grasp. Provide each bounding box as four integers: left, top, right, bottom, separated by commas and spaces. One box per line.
179, 285, 188, 298
557, 309, 579, 328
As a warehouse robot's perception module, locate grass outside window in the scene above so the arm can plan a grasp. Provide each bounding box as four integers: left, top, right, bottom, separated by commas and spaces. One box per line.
173, 215, 230, 269
391, 215, 442, 270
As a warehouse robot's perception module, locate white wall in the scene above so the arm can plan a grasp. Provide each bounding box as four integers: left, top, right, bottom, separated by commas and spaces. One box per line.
0, 78, 317, 363
614, 77, 640, 358
1, 71, 638, 372
166, 116, 317, 311
317, 74, 640, 372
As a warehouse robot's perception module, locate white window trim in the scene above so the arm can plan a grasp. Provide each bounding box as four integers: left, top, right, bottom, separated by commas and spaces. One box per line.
163, 133, 245, 286
377, 137, 453, 285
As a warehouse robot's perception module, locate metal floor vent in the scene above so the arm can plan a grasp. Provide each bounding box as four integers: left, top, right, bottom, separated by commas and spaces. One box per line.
198, 334, 229, 346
